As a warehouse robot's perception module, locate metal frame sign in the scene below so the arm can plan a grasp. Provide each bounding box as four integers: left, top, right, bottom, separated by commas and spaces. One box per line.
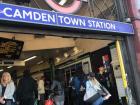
0, 3, 134, 35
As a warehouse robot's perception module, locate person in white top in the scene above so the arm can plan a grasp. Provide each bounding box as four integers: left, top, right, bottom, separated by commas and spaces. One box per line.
38, 76, 45, 105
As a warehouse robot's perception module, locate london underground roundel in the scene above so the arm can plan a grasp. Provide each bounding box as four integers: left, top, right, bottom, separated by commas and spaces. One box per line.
45, 0, 82, 14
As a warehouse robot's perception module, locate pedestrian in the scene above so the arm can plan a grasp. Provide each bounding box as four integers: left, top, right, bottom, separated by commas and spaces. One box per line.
70, 72, 83, 105
51, 70, 64, 105
84, 72, 111, 105
38, 76, 45, 105
0, 72, 15, 105
16, 69, 38, 105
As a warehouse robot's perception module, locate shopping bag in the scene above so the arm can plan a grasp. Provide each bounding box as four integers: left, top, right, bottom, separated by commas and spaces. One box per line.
83, 81, 101, 103
45, 99, 54, 105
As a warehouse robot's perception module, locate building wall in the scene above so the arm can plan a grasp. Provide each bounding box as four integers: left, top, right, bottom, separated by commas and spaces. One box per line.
126, 0, 140, 104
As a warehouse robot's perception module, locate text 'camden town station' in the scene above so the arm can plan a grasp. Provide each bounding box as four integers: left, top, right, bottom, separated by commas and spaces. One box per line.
0, 3, 134, 34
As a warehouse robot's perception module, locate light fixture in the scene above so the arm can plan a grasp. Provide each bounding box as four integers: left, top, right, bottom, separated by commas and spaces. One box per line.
73, 47, 79, 54
0, 69, 3, 72
64, 53, 69, 58
37, 60, 44, 65
7, 66, 13, 69
56, 57, 61, 63
24, 56, 37, 62
59, 0, 67, 5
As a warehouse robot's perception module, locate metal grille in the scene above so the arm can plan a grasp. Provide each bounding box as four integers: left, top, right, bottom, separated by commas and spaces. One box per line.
88, 0, 118, 20
2, 0, 126, 21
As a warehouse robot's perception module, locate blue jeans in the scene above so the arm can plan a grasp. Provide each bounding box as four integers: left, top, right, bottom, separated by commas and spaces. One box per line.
92, 97, 104, 105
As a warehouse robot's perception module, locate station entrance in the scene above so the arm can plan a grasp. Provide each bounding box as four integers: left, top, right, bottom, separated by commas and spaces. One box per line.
0, 31, 134, 105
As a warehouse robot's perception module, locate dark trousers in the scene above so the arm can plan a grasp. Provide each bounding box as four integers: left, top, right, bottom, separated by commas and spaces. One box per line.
39, 94, 45, 105
71, 90, 84, 105
0, 100, 13, 105
19, 99, 34, 105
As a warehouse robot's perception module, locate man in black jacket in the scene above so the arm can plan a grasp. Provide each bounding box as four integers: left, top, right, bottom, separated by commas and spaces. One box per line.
17, 69, 38, 105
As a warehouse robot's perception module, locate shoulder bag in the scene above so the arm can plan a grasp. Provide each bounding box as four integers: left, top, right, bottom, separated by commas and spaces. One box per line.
83, 80, 101, 103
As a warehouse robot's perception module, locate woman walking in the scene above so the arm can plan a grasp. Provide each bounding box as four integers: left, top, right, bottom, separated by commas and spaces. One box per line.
84, 72, 111, 105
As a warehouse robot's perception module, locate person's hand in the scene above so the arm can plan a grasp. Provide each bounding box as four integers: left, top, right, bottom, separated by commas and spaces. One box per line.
103, 94, 111, 100
16, 101, 20, 105
0, 100, 5, 104
0, 97, 5, 104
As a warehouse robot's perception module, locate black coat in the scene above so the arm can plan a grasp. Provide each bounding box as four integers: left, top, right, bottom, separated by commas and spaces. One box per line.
16, 76, 38, 101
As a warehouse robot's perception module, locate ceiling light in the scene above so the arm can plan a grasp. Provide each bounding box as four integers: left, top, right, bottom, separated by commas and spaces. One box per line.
24, 56, 37, 62
56, 57, 61, 63
64, 53, 69, 58
0, 69, 3, 72
7, 66, 13, 69
37, 60, 44, 65
73, 47, 79, 54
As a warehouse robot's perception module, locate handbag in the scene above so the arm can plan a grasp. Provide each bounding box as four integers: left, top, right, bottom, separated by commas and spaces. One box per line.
45, 99, 54, 105
83, 81, 101, 103
96, 80, 111, 100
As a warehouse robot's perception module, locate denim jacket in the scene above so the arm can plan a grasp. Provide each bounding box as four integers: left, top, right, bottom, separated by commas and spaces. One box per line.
0, 81, 15, 101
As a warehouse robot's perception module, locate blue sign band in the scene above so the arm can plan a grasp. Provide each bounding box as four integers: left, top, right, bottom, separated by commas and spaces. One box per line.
0, 3, 134, 35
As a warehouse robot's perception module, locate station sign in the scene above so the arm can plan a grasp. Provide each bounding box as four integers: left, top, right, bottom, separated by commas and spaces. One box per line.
0, 3, 134, 35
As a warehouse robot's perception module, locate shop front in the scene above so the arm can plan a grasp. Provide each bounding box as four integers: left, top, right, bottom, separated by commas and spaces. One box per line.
0, 2, 137, 105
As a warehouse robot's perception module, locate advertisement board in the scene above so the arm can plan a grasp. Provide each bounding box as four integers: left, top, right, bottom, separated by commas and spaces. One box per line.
0, 37, 24, 59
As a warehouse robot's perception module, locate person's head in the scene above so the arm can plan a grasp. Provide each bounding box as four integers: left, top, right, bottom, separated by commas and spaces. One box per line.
87, 72, 95, 80
23, 69, 30, 77
40, 76, 44, 80
54, 69, 64, 82
98, 66, 105, 74
1, 72, 12, 85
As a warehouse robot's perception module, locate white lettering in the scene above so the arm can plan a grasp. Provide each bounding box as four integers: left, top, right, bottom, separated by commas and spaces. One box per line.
13, 9, 22, 18
47, 14, 55, 23
88, 20, 92, 27
79, 19, 86, 26
88, 20, 96, 27
33, 12, 41, 21
22, 10, 32, 20
64, 17, 71, 24
3, 8, 12, 17
110, 24, 116, 30
96, 21, 101, 28
58, 16, 64, 24
106, 23, 111, 29
71, 18, 79, 25
42, 13, 48, 22
99, 22, 103, 28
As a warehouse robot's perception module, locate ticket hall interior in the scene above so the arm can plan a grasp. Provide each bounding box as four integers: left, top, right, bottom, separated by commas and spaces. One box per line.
0, 32, 128, 105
